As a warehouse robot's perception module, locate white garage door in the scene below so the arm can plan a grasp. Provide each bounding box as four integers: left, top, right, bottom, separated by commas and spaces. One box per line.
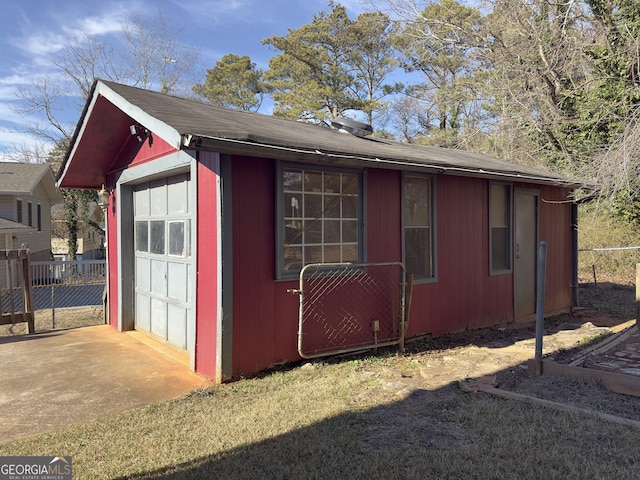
133, 173, 193, 352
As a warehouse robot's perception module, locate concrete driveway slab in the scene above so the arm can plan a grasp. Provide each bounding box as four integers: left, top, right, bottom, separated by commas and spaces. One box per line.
0, 325, 210, 445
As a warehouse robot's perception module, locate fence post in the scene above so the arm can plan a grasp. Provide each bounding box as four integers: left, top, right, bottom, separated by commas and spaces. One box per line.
20, 249, 35, 334
636, 264, 640, 324
533, 241, 548, 377
51, 285, 56, 329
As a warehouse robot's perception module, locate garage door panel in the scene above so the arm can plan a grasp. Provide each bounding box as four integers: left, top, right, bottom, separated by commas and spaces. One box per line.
136, 257, 150, 291
135, 293, 151, 331
134, 187, 150, 216
151, 298, 167, 339
134, 173, 192, 354
151, 259, 167, 296
167, 262, 187, 302
167, 175, 189, 214
150, 179, 167, 216
167, 304, 187, 349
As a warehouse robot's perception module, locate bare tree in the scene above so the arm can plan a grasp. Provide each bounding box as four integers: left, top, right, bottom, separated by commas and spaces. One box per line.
11, 10, 200, 259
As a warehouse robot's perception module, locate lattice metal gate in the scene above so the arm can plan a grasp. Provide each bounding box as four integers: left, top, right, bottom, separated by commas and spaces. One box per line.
293, 262, 406, 359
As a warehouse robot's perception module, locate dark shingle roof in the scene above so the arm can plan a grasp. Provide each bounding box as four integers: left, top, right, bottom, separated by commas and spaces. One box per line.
0, 217, 34, 234
61, 80, 578, 188
0, 163, 54, 194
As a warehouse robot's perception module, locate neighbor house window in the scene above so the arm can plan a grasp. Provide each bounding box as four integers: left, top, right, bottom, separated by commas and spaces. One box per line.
37, 204, 42, 231
27, 202, 32, 227
279, 164, 362, 277
489, 183, 512, 273
16, 199, 22, 223
403, 175, 435, 280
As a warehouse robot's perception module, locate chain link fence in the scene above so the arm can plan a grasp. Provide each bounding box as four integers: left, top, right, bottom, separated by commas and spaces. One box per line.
295, 262, 406, 359
29, 260, 106, 332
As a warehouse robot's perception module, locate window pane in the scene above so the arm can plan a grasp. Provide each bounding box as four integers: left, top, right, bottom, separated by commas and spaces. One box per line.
304, 172, 323, 192
150, 221, 165, 254
342, 221, 358, 243
285, 193, 302, 218
406, 227, 431, 276
324, 220, 340, 243
342, 244, 357, 262
305, 245, 322, 264
305, 194, 322, 218
324, 245, 341, 262
403, 175, 433, 278
342, 174, 358, 194
490, 184, 508, 227
281, 166, 361, 275
324, 172, 341, 193
491, 227, 509, 271
284, 170, 303, 191
324, 195, 340, 218
284, 246, 302, 271
136, 221, 148, 252
305, 219, 322, 243
490, 184, 511, 272
169, 221, 185, 256
342, 196, 357, 218
404, 177, 431, 227
285, 220, 302, 245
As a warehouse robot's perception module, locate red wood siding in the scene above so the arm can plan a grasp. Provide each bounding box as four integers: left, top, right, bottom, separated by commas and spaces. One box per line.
195, 153, 220, 379
366, 169, 402, 262
230, 156, 299, 377
109, 135, 177, 175
105, 183, 119, 329
227, 159, 573, 377
538, 185, 573, 312
406, 176, 513, 337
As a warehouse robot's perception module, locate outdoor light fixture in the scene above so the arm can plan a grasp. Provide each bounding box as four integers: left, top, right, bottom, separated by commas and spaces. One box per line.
97, 184, 110, 209
129, 124, 153, 146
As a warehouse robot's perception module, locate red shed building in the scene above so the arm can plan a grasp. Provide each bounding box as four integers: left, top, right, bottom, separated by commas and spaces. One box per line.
58, 80, 578, 383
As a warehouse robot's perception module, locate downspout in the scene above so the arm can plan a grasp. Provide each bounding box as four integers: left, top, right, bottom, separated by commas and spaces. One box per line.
571, 200, 579, 308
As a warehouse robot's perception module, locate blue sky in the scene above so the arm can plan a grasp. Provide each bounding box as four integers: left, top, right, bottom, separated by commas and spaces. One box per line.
0, 0, 370, 159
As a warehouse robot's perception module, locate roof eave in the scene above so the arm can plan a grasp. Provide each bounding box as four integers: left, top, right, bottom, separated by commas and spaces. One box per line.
184, 134, 580, 189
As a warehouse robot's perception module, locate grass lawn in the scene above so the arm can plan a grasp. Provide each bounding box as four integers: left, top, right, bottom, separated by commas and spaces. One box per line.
1, 349, 640, 479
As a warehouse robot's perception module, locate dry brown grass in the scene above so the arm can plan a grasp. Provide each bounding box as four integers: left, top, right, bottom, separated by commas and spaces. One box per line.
1, 347, 640, 479
2, 205, 640, 478
0, 306, 104, 336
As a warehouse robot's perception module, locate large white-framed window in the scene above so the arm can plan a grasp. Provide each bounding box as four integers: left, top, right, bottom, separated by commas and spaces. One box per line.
277, 162, 363, 278
489, 182, 512, 274
403, 174, 436, 281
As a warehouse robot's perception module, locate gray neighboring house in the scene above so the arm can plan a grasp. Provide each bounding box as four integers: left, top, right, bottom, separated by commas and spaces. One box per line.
0, 163, 64, 267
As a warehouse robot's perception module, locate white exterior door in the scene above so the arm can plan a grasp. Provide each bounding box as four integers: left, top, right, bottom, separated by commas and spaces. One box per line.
514, 189, 538, 319
134, 173, 193, 352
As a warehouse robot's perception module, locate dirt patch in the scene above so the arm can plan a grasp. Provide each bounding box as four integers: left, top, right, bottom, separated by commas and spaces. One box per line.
361, 282, 640, 434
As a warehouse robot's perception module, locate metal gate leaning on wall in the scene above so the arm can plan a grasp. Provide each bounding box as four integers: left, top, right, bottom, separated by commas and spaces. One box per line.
292, 262, 406, 359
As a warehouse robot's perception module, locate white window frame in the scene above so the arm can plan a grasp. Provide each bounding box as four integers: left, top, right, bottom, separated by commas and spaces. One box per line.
276, 162, 364, 279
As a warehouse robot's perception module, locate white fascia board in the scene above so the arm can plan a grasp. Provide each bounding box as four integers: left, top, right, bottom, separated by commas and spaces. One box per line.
96, 81, 183, 150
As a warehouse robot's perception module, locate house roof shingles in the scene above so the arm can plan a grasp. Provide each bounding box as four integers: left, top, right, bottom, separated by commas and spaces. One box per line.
59, 80, 579, 189
0, 162, 63, 206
